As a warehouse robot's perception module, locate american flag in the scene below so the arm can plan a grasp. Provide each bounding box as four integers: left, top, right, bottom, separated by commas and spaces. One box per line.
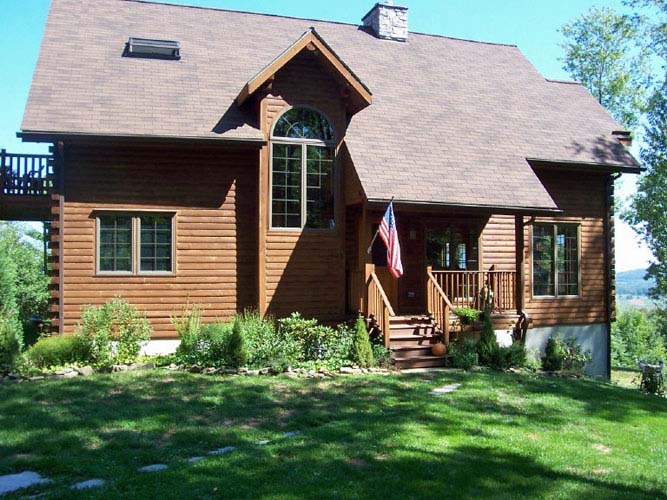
378, 201, 403, 279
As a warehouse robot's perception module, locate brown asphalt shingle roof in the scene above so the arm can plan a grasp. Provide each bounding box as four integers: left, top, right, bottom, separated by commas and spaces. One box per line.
22, 0, 639, 210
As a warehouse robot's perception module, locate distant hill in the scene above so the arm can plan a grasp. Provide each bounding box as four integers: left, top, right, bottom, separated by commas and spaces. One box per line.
616, 268, 654, 298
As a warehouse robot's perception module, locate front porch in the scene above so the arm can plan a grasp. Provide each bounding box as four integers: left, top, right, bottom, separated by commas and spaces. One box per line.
346, 203, 528, 368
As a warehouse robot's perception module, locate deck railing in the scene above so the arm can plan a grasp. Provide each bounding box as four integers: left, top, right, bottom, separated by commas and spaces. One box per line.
1, 149, 54, 196
430, 269, 517, 312
426, 266, 454, 344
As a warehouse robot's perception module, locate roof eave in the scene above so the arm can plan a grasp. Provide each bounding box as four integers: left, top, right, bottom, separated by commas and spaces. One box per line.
366, 197, 562, 216
18, 130, 266, 146
527, 157, 643, 174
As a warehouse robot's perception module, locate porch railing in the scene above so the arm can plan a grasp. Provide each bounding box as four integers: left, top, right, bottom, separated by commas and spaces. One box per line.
365, 264, 396, 348
430, 269, 517, 312
1, 149, 54, 196
426, 266, 454, 344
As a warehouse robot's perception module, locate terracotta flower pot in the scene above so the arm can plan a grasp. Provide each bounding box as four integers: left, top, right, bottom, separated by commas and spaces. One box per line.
432, 342, 447, 356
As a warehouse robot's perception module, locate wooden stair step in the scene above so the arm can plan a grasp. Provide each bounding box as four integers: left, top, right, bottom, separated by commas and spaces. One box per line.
393, 355, 449, 369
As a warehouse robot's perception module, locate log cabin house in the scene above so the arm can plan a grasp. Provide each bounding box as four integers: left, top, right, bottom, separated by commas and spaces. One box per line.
2, 0, 641, 375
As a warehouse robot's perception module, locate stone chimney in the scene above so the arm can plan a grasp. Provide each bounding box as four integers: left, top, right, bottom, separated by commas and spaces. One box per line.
362, 2, 408, 42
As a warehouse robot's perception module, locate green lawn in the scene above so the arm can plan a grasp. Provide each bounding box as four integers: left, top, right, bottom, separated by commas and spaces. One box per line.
1, 369, 666, 499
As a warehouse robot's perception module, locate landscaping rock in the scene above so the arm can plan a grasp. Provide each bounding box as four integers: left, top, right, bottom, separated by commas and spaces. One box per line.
75, 366, 94, 377
220, 368, 239, 375
61, 370, 79, 379
129, 361, 156, 371
0, 471, 51, 495
202, 367, 217, 375
246, 370, 260, 376
259, 367, 271, 375
188, 365, 202, 373
209, 446, 236, 456
71, 479, 105, 490
339, 367, 355, 374
137, 464, 168, 472
111, 365, 129, 373
29, 376, 45, 382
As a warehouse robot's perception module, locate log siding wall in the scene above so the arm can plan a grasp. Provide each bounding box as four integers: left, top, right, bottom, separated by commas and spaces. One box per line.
482, 169, 611, 326
259, 51, 349, 321
59, 143, 258, 337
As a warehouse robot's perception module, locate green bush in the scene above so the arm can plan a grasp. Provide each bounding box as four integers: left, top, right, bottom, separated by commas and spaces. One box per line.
449, 338, 479, 370
371, 341, 392, 368
0, 308, 22, 373
171, 300, 202, 346
543, 337, 566, 371
351, 316, 374, 368
241, 311, 299, 370
227, 319, 248, 368
477, 312, 498, 366
26, 335, 90, 368
561, 337, 591, 372
455, 307, 481, 325
612, 308, 666, 367
489, 342, 527, 370
638, 363, 665, 396
75, 298, 151, 366
176, 321, 232, 367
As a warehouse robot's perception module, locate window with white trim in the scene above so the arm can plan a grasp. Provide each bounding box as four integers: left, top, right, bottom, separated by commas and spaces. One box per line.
97, 213, 174, 274
532, 223, 579, 297
270, 107, 335, 229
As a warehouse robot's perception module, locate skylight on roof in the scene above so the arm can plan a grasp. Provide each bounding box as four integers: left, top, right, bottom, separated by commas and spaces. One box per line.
124, 37, 180, 60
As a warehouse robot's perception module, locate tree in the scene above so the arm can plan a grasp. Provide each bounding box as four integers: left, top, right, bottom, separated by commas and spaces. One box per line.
0, 222, 50, 343
627, 79, 667, 300
351, 316, 374, 368
611, 307, 666, 366
560, 6, 649, 130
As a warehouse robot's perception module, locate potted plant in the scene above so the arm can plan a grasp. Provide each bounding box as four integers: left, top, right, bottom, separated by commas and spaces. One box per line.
432, 338, 447, 356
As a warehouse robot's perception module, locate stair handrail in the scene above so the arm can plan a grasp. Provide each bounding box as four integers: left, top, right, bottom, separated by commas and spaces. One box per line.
426, 266, 456, 345
364, 264, 395, 348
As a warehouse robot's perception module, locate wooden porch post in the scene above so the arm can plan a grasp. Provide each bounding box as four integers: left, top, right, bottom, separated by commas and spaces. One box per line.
515, 215, 525, 314
357, 202, 370, 313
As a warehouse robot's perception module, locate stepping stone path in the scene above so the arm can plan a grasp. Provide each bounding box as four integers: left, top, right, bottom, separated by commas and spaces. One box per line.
0, 471, 51, 495
187, 456, 205, 463
256, 440, 271, 445
431, 383, 461, 395
137, 464, 168, 473
209, 446, 236, 456
283, 431, 301, 438
71, 479, 106, 490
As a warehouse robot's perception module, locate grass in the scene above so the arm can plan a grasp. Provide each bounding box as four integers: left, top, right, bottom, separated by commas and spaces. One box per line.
1, 369, 666, 499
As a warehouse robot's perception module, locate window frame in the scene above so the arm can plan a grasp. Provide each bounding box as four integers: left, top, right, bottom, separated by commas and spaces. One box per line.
531, 222, 581, 299
269, 106, 337, 232
95, 211, 176, 276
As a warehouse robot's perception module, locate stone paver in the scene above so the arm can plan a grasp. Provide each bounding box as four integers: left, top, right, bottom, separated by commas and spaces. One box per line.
71, 479, 105, 490
208, 446, 236, 456
256, 440, 271, 445
187, 456, 205, 463
431, 383, 462, 395
137, 464, 168, 473
0, 471, 51, 495
283, 431, 301, 438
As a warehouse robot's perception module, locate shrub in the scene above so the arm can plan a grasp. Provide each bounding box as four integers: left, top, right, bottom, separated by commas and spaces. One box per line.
171, 300, 203, 345
175, 321, 232, 367
612, 308, 666, 368
477, 312, 498, 366
0, 308, 22, 373
449, 338, 479, 370
227, 319, 248, 368
371, 341, 392, 368
455, 307, 481, 325
489, 342, 527, 370
561, 337, 591, 372
351, 316, 374, 368
543, 337, 566, 371
27, 335, 90, 368
75, 298, 152, 366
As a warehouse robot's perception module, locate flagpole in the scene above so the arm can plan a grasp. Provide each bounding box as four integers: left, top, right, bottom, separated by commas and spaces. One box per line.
366, 197, 394, 254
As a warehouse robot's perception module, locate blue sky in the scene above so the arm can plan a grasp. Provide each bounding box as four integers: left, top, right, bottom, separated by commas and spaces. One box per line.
0, 0, 651, 270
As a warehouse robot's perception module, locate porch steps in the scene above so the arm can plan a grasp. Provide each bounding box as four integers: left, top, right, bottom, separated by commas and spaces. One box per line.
389, 315, 452, 369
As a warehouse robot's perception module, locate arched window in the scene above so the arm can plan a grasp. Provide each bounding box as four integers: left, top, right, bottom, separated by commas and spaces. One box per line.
270, 107, 335, 229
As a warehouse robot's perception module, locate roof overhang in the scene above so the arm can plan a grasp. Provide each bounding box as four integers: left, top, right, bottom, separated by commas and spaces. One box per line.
18, 130, 266, 146
527, 157, 643, 175
366, 197, 563, 216
235, 28, 372, 114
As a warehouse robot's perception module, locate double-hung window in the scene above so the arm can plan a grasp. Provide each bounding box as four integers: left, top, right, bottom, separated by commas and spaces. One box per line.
97, 213, 174, 274
532, 223, 579, 297
270, 107, 336, 230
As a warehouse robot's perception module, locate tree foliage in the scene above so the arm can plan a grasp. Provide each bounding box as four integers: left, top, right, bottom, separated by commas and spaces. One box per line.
560, 6, 649, 129
627, 80, 667, 299
612, 307, 666, 367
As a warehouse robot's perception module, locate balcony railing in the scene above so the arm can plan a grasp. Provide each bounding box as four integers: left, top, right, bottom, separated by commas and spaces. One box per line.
429, 269, 517, 312
1, 149, 54, 196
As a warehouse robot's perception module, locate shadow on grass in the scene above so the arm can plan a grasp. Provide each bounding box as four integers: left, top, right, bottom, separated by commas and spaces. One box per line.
0, 369, 665, 499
